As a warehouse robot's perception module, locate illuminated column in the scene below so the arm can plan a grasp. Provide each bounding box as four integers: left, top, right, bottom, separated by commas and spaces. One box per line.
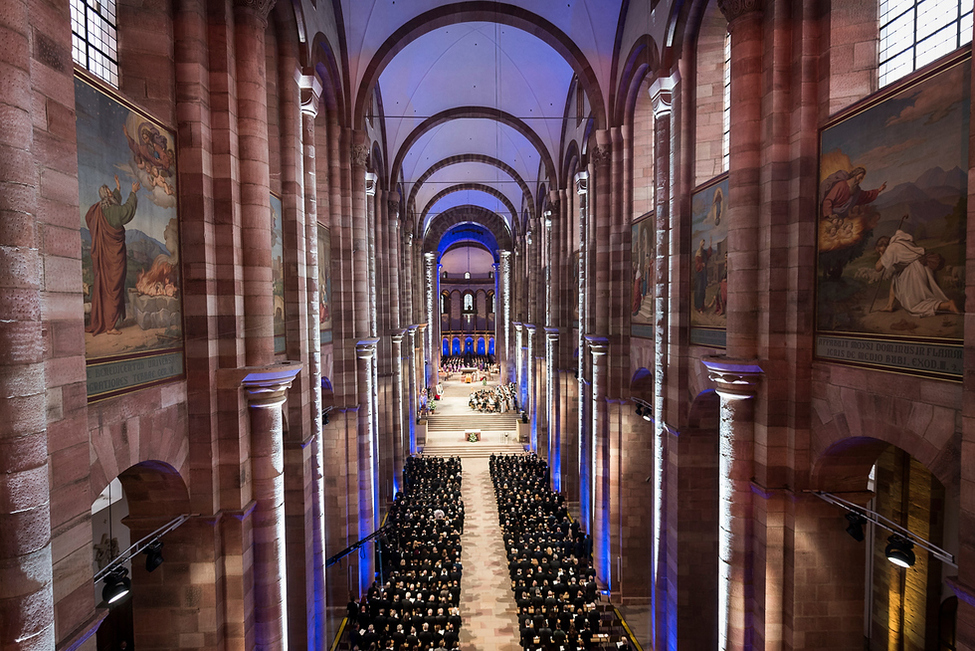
702, 358, 762, 651
526, 323, 537, 449
588, 336, 611, 591
407, 326, 419, 454
391, 331, 405, 494
545, 328, 560, 489
575, 171, 591, 535
493, 261, 501, 360
499, 250, 513, 380
364, 174, 380, 513
298, 71, 325, 643
355, 340, 380, 593
514, 323, 524, 409
243, 363, 302, 651
649, 71, 676, 644
424, 252, 436, 387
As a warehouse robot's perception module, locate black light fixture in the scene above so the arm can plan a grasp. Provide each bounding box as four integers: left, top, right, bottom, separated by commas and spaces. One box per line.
635, 405, 643, 417
102, 567, 131, 604
642, 408, 652, 423
885, 535, 916, 568
844, 512, 868, 542
144, 540, 164, 573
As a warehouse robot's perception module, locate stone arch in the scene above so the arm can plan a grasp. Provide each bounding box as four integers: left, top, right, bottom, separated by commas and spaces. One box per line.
353, 2, 607, 131
630, 367, 653, 403
391, 106, 558, 189
614, 34, 661, 126
310, 32, 347, 118
408, 154, 534, 214
422, 205, 514, 252
810, 384, 960, 491
420, 183, 519, 235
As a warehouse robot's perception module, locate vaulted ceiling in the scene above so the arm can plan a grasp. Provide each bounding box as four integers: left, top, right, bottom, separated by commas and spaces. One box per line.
312, 0, 670, 253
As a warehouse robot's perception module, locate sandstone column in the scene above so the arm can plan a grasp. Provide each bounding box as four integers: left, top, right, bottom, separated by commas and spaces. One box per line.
588, 336, 610, 590
649, 71, 677, 645
702, 358, 762, 651
355, 340, 379, 593
0, 3, 54, 648
575, 171, 591, 535
407, 326, 419, 454
391, 331, 405, 494
498, 250, 513, 382
424, 252, 437, 389
546, 328, 561, 490
234, 0, 276, 367
526, 323, 537, 448
243, 363, 302, 651
298, 70, 326, 646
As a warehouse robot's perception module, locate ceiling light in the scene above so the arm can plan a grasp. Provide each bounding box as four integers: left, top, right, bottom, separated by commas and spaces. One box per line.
102, 567, 131, 604
844, 513, 867, 542
145, 540, 164, 573
885, 535, 916, 568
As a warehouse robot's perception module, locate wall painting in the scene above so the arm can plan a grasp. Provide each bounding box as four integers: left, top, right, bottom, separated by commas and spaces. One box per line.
690, 175, 728, 348
816, 54, 968, 379
76, 75, 184, 401
318, 224, 332, 344
271, 193, 285, 353
631, 214, 654, 339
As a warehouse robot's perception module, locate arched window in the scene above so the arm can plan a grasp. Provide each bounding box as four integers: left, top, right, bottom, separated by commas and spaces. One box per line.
441, 293, 449, 314
464, 271, 471, 279
722, 31, 731, 172
463, 293, 474, 311
71, 0, 120, 86
879, 0, 973, 86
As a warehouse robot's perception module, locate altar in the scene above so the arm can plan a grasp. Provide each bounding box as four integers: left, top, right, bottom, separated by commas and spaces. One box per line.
461, 367, 478, 383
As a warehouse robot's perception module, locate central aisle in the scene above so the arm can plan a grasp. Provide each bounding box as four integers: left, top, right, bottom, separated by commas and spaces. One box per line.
457, 455, 521, 651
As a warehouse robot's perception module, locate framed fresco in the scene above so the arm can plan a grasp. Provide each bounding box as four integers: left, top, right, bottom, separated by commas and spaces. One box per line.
815, 54, 969, 379
631, 214, 654, 339
570, 250, 580, 328
690, 175, 728, 348
76, 74, 184, 401
271, 193, 285, 354
318, 224, 333, 345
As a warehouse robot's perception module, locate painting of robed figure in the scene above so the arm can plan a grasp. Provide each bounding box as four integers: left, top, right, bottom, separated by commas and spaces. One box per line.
817, 56, 968, 341
690, 176, 728, 346
76, 76, 184, 399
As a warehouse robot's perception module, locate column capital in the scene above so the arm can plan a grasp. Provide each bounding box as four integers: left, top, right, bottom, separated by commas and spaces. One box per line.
387, 200, 400, 218
356, 338, 381, 359
701, 356, 763, 399
499, 249, 512, 260
574, 170, 589, 195
351, 142, 370, 168
514, 322, 524, 332
525, 324, 537, 334
424, 251, 436, 262
649, 71, 679, 118
586, 335, 609, 357
717, 0, 763, 23
391, 330, 406, 344
365, 171, 378, 196
233, 0, 276, 24
241, 361, 302, 408
545, 327, 560, 341
590, 144, 611, 167
296, 69, 322, 117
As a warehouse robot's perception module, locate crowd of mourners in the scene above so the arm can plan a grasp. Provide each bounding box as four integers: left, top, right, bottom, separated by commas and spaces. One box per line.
347, 456, 466, 651
490, 453, 605, 651
469, 382, 518, 413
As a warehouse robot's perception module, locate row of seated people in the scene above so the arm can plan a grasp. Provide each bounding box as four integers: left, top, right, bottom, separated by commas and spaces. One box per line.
490, 453, 606, 651
348, 456, 465, 651
469, 382, 518, 413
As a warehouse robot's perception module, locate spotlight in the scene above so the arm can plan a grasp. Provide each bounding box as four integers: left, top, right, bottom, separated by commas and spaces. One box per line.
635, 405, 643, 417
102, 567, 131, 604
323, 412, 330, 425
885, 535, 916, 568
642, 408, 652, 422
844, 513, 867, 542
144, 540, 164, 573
